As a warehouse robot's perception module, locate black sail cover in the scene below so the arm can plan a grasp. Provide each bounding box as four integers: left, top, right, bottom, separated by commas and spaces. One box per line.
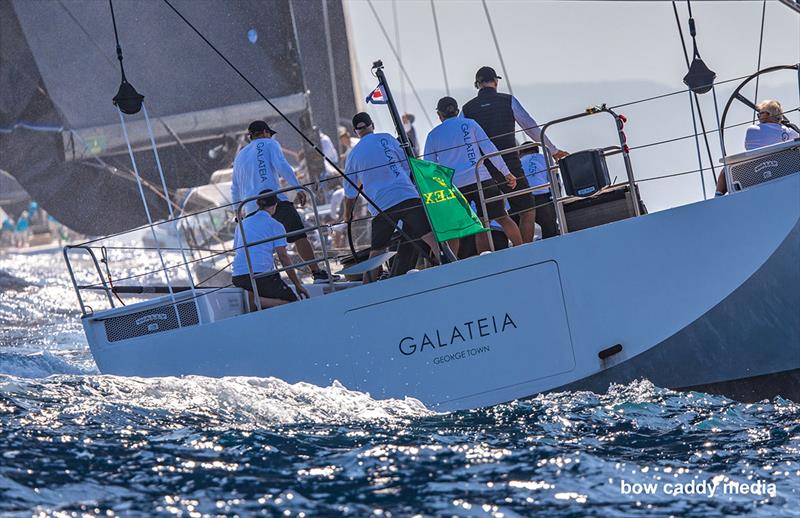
0, 0, 355, 234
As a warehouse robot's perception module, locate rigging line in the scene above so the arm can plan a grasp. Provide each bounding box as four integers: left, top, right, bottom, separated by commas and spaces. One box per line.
161, 0, 429, 259
364, 0, 434, 127
321, 0, 342, 154
391, 0, 407, 112
609, 73, 751, 109
752, 0, 767, 123
481, 0, 513, 96
430, 0, 451, 96
672, 1, 718, 189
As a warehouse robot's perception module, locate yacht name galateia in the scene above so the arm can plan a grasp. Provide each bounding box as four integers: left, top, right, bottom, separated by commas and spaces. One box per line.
398, 313, 518, 356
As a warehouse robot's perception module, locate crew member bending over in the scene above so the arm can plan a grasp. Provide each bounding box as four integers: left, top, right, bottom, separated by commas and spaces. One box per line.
423, 96, 523, 255
232, 120, 332, 283
343, 112, 438, 282
462, 66, 568, 243
232, 190, 309, 310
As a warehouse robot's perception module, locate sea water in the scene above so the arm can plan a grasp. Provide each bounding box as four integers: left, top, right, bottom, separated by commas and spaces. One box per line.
1, 251, 798, 517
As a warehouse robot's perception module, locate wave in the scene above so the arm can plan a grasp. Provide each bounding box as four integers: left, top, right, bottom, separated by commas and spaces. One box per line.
0, 351, 93, 377
0, 270, 30, 292
0, 375, 434, 428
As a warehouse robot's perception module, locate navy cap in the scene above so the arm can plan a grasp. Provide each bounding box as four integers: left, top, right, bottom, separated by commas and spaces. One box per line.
248, 120, 276, 135
352, 112, 373, 130
475, 66, 501, 83
436, 96, 459, 115
256, 189, 278, 208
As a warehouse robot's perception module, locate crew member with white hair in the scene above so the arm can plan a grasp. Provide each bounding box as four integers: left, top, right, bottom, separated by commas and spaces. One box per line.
716, 99, 799, 195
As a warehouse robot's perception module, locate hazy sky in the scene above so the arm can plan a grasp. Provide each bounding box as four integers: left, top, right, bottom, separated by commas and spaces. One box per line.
344, 0, 800, 210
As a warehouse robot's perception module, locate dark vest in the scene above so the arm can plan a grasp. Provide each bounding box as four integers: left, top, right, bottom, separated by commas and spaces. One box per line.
462, 87, 521, 174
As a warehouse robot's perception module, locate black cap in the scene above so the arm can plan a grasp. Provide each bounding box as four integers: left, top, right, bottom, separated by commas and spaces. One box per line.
436, 96, 459, 115
256, 189, 278, 208
352, 112, 373, 130
475, 66, 501, 83
248, 120, 276, 135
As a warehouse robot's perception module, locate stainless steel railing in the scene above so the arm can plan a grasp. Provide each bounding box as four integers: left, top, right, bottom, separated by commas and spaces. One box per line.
473, 105, 640, 250
235, 184, 333, 311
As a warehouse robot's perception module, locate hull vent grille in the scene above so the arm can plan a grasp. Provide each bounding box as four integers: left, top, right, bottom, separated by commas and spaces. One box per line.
730, 146, 800, 190
103, 301, 199, 342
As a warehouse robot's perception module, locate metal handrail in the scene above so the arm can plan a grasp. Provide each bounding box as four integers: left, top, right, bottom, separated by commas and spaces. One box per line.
63, 245, 115, 315
474, 141, 552, 251
235, 184, 333, 311
539, 105, 640, 234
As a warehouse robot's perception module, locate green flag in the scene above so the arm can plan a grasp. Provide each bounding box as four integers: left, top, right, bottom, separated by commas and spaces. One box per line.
408, 157, 488, 242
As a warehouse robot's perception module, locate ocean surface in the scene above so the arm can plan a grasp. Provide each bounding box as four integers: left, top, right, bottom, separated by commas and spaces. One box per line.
1, 250, 798, 517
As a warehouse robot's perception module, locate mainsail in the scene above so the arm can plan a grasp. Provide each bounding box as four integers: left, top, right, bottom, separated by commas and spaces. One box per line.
0, 0, 357, 234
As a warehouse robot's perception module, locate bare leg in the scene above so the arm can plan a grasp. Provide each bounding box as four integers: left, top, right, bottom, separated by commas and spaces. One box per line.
447, 237, 460, 257
245, 291, 290, 311
497, 215, 523, 246
475, 232, 490, 254
292, 237, 320, 272
362, 249, 385, 284
519, 210, 536, 243
420, 233, 440, 265
716, 172, 727, 195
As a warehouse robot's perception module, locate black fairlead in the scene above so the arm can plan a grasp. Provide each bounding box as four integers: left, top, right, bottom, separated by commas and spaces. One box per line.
109, 0, 144, 114
681, 0, 716, 95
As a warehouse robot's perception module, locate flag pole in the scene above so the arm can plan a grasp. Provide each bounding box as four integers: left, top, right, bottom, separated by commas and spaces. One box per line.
371, 60, 456, 263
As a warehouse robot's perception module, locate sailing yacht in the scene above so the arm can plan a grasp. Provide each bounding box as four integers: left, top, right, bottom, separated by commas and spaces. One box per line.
63, 1, 799, 411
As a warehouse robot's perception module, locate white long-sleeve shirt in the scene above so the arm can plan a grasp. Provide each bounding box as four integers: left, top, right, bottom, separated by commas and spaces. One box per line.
343, 133, 419, 215
231, 138, 300, 214
423, 116, 511, 187
511, 96, 557, 154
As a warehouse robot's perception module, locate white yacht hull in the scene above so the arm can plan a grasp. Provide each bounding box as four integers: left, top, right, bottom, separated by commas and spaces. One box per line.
84, 173, 800, 411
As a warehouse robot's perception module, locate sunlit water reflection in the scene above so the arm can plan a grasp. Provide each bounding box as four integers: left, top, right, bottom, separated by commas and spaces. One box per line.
1, 250, 798, 516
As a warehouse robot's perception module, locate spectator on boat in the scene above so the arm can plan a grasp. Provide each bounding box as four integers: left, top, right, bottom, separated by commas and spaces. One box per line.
423, 96, 522, 256
232, 189, 309, 310
716, 99, 800, 195
338, 125, 359, 166
519, 143, 559, 239
343, 112, 438, 282
462, 66, 568, 243
14, 210, 30, 248
1, 215, 14, 247
402, 113, 419, 154
232, 120, 333, 283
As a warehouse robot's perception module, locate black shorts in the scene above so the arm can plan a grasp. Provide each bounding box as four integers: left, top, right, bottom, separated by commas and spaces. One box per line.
371, 198, 431, 250
488, 166, 536, 214
272, 200, 307, 243
232, 273, 298, 302
460, 180, 508, 220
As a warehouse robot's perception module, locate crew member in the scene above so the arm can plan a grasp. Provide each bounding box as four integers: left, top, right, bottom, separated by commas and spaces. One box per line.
343, 112, 438, 282
423, 96, 523, 255
402, 113, 419, 154
462, 66, 568, 243
519, 143, 558, 239
716, 99, 800, 195
232, 189, 309, 309
231, 120, 332, 283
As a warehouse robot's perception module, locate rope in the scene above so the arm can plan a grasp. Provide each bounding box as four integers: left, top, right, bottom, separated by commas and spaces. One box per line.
364, 0, 434, 127
161, 0, 429, 260
391, 0, 407, 112
480, 0, 513, 96
752, 0, 767, 123
430, 0, 450, 97
672, 1, 718, 195
117, 108, 183, 326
